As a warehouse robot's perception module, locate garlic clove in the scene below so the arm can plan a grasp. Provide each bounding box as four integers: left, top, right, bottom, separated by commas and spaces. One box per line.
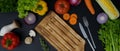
29, 30, 36, 37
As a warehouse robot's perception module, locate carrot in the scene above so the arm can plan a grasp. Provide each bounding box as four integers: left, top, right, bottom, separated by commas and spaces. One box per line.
69, 13, 77, 25
63, 13, 78, 25
63, 13, 70, 21
84, 0, 95, 15
70, 13, 78, 19
69, 17, 77, 25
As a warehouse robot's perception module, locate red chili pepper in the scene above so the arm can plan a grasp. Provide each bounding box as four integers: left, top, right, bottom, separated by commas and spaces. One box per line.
1, 32, 20, 50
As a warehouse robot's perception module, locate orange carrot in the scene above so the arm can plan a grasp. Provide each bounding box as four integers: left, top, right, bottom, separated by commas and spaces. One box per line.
85, 0, 95, 15
63, 13, 70, 21
69, 17, 77, 25
70, 13, 78, 19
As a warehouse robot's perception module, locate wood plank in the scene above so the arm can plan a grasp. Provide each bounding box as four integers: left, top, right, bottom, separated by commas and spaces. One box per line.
35, 26, 62, 50
51, 18, 80, 45
54, 14, 85, 43
48, 21, 75, 50
43, 26, 69, 51
51, 18, 79, 47
35, 11, 85, 51
53, 13, 85, 50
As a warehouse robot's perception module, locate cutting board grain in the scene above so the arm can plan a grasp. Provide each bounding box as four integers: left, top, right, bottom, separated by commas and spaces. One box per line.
35, 11, 85, 51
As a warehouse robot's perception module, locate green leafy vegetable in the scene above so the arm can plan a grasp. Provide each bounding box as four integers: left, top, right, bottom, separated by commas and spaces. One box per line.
39, 38, 49, 51
0, 0, 17, 12
98, 19, 120, 51
17, 0, 38, 18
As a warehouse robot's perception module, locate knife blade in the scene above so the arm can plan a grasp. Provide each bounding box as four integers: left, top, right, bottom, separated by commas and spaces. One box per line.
79, 22, 95, 51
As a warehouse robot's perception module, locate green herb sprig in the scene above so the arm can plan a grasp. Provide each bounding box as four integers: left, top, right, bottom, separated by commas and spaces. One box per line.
39, 38, 49, 51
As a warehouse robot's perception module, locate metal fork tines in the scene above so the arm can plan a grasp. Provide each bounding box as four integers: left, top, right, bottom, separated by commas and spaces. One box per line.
82, 17, 96, 49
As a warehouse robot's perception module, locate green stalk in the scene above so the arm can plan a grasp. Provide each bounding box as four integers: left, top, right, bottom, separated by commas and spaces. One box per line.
110, 29, 115, 51
6, 39, 12, 48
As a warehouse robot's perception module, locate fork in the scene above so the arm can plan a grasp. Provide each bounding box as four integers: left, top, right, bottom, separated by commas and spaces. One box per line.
83, 17, 96, 49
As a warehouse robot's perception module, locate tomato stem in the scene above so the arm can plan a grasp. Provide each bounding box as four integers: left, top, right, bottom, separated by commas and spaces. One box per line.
60, 4, 64, 8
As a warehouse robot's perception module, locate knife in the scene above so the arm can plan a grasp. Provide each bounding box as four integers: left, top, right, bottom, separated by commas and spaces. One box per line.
79, 22, 95, 51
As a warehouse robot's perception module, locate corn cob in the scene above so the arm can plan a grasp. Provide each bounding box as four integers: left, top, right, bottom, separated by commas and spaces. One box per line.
96, 0, 119, 20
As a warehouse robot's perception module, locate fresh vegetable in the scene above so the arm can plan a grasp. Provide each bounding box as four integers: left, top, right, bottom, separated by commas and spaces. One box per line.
69, 16, 77, 25
32, 0, 48, 16
85, 0, 95, 15
24, 13, 36, 25
0, 0, 17, 12
29, 30, 36, 37
39, 38, 49, 51
54, 0, 70, 14
25, 37, 33, 45
96, 0, 119, 20
0, 21, 19, 36
25, 30, 36, 45
69, 13, 78, 25
70, 13, 78, 19
63, 13, 78, 25
69, 0, 81, 6
98, 19, 120, 51
63, 13, 70, 21
97, 12, 108, 24
1, 32, 20, 50
17, 0, 38, 18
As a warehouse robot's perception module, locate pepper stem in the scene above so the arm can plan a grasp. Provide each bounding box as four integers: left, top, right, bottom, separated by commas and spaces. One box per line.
6, 39, 12, 48
37, 5, 43, 10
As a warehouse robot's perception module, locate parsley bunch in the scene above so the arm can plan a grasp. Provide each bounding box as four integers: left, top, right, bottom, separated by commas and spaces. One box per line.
98, 19, 120, 51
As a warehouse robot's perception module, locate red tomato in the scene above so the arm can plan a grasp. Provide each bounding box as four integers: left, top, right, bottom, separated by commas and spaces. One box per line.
54, 0, 70, 14
1, 32, 20, 50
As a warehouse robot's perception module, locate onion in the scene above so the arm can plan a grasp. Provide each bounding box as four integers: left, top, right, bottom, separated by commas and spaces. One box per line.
97, 12, 108, 24
24, 13, 36, 25
69, 0, 81, 6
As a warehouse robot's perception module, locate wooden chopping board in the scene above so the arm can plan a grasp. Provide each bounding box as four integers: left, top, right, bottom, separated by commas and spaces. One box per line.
35, 11, 85, 51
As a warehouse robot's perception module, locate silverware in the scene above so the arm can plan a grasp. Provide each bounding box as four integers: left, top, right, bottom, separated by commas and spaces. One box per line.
79, 22, 95, 51
83, 17, 96, 49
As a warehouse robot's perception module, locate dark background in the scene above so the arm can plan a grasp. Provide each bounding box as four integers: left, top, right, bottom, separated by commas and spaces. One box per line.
0, 0, 120, 51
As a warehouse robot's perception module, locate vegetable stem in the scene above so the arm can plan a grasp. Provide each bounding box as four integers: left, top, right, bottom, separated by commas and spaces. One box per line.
38, 5, 43, 10
6, 39, 12, 48
110, 30, 115, 51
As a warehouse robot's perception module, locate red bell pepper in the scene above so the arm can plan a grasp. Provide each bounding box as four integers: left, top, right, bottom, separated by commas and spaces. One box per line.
1, 32, 20, 50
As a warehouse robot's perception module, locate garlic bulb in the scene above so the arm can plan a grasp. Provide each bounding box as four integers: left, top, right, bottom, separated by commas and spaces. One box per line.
0, 21, 19, 36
